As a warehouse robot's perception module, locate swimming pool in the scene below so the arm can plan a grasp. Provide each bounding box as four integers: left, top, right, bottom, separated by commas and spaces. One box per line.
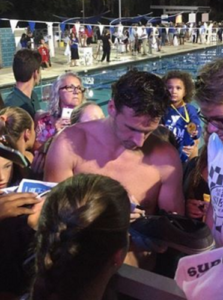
79, 45, 223, 114
2, 45, 223, 115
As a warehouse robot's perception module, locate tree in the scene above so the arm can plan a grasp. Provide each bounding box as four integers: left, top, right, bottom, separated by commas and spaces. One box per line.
0, 0, 13, 14
29, 0, 82, 20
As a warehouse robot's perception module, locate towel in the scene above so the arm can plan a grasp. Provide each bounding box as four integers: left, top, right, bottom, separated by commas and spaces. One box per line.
175, 247, 223, 300
208, 133, 223, 246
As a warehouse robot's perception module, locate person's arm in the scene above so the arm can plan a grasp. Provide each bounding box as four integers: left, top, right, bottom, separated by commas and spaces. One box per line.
183, 138, 199, 160
44, 128, 76, 182
158, 143, 185, 215
205, 201, 213, 230
186, 198, 208, 219
183, 104, 202, 159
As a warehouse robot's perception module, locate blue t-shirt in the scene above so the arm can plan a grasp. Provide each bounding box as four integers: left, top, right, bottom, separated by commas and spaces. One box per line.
70, 37, 79, 49
162, 103, 202, 162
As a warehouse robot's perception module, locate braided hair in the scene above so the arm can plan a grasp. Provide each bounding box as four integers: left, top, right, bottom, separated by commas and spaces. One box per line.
30, 173, 130, 300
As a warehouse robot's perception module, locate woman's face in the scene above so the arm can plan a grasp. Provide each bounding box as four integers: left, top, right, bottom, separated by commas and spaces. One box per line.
59, 76, 84, 110
27, 121, 36, 150
0, 157, 13, 189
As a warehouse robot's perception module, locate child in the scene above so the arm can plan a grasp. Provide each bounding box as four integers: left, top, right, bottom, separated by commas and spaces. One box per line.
162, 70, 201, 163
38, 39, 50, 69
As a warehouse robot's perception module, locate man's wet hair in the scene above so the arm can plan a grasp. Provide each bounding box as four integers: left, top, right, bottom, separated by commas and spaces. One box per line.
112, 69, 171, 118
13, 49, 41, 82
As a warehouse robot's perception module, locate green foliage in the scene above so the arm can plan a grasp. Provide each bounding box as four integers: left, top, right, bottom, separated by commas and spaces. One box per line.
30, 0, 81, 20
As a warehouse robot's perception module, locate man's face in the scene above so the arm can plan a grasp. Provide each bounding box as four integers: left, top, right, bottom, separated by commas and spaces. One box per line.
34, 69, 41, 86
112, 105, 160, 150
200, 102, 223, 142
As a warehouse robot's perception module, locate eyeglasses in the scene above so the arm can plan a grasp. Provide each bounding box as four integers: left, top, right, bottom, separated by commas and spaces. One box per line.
199, 114, 223, 130
59, 85, 86, 93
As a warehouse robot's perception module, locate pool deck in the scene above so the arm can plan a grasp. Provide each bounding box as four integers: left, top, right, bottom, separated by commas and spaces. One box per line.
0, 41, 219, 88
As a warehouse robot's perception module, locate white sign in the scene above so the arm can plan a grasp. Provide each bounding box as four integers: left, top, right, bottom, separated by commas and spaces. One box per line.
189, 13, 196, 23
202, 13, 209, 22
161, 15, 168, 24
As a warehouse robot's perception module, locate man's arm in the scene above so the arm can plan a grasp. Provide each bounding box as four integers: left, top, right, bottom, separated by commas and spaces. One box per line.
44, 129, 75, 182
158, 143, 185, 215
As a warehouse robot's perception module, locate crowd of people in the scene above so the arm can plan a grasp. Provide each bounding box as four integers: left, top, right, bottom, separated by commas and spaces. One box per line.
64, 20, 223, 64
18, 20, 223, 69
0, 45, 223, 299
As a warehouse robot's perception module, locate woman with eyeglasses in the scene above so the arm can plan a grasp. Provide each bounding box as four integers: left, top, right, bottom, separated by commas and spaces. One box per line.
35, 72, 86, 149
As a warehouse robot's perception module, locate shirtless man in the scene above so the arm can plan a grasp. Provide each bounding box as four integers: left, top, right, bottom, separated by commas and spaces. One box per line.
44, 70, 185, 267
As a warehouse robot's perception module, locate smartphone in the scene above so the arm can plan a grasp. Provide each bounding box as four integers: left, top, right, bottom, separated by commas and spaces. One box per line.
61, 108, 73, 120
0, 144, 28, 167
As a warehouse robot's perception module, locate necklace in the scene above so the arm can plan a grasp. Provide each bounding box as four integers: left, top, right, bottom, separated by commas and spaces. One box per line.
171, 104, 190, 123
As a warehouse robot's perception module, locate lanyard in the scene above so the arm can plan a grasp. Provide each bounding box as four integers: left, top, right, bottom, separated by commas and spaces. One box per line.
171, 104, 190, 123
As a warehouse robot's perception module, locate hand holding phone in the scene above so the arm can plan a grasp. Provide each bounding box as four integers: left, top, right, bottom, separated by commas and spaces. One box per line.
61, 108, 73, 120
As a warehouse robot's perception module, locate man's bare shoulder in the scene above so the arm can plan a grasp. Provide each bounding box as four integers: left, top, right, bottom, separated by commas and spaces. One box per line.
45, 122, 97, 182
49, 119, 104, 152
143, 133, 180, 163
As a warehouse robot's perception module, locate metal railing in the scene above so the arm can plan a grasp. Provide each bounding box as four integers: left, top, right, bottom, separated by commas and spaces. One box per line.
112, 264, 186, 300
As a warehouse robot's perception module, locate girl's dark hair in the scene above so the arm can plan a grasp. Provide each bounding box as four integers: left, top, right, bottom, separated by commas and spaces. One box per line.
163, 70, 195, 103
31, 174, 130, 300
188, 144, 207, 192
0, 94, 5, 110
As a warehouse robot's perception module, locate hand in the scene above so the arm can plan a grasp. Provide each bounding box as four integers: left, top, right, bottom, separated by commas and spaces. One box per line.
182, 145, 195, 157
27, 196, 46, 230
129, 195, 145, 222
0, 192, 43, 221
186, 199, 208, 219
54, 118, 71, 132
190, 130, 198, 138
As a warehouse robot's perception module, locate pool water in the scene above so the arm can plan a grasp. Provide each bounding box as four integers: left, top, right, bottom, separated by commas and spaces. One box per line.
2, 45, 223, 116
80, 45, 223, 114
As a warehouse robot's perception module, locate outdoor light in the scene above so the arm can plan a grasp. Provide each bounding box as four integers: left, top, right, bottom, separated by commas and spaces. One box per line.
87, 89, 94, 97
